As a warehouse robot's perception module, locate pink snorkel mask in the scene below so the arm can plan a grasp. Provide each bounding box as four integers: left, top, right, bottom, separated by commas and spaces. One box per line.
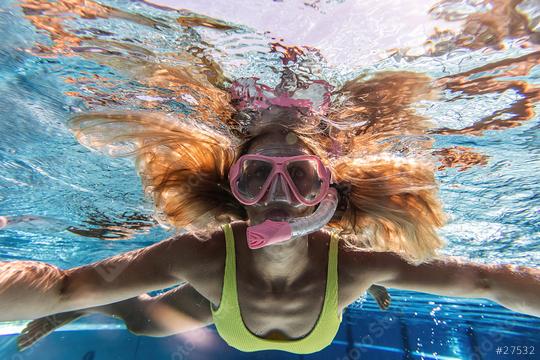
229, 154, 339, 249
229, 154, 332, 206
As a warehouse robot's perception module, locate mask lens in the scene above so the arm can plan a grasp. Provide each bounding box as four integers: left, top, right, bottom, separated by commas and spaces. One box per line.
286, 159, 323, 201
237, 159, 273, 201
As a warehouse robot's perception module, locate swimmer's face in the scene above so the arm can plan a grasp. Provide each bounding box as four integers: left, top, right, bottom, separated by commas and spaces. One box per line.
243, 129, 316, 226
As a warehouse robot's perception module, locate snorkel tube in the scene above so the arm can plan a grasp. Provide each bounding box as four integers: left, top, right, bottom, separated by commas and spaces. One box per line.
246, 187, 339, 249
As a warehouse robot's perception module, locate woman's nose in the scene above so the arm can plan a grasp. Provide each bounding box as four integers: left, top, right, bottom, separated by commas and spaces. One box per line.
265, 174, 292, 203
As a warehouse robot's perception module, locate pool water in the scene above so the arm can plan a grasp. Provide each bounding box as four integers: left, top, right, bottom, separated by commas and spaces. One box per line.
1, 0, 539, 359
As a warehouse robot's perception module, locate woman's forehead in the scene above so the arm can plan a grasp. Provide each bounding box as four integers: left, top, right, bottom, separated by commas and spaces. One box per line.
247, 132, 312, 156
249, 146, 308, 156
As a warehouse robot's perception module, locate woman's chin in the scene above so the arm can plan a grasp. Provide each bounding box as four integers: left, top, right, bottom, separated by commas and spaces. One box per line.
264, 209, 291, 220
267, 216, 290, 222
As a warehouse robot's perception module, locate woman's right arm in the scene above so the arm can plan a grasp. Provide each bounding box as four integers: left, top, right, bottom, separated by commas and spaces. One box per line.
0, 232, 212, 322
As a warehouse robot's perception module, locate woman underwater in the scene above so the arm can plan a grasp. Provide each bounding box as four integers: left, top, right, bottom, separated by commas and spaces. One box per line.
1, 68, 540, 355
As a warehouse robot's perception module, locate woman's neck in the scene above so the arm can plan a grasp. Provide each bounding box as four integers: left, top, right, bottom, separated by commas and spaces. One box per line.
238, 229, 312, 292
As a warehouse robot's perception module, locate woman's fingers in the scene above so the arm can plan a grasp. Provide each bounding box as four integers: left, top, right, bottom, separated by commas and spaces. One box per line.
17, 311, 85, 351
18, 317, 58, 350
368, 285, 391, 311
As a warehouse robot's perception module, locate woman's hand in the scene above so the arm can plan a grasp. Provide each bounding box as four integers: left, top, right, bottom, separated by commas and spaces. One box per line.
0, 231, 214, 322
346, 251, 540, 317
17, 283, 213, 351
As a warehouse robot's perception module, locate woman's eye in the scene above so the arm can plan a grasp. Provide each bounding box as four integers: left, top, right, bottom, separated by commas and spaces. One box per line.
253, 168, 269, 178
291, 168, 305, 178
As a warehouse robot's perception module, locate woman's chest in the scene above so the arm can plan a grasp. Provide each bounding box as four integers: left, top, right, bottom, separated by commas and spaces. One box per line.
186, 244, 373, 315
234, 278, 330, 339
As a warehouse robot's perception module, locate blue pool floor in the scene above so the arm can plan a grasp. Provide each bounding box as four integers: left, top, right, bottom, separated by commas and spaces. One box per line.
1, 308, 539, 360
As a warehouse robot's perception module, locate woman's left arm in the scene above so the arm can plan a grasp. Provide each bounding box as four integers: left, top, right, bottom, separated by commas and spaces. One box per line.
350, 252, 540, 317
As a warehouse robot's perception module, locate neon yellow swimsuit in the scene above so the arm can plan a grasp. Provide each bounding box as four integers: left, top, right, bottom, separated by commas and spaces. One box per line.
210, 223, 343, 354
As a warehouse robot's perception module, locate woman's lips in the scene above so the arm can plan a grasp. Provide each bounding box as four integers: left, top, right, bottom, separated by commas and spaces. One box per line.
264, 209, 290, 220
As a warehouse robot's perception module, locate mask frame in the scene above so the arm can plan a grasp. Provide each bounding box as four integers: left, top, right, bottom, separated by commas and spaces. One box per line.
228, 154, 332, 206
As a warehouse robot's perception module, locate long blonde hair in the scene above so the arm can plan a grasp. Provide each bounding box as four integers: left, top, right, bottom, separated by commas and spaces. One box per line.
69, 71, 446, 264
21, 0, 534, 263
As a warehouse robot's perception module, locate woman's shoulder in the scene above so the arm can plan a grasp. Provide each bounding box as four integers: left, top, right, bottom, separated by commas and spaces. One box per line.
336, 242, 417, 284
169, 221, 248, 254
163, 223, 239, 280
164, 226, 218, 260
